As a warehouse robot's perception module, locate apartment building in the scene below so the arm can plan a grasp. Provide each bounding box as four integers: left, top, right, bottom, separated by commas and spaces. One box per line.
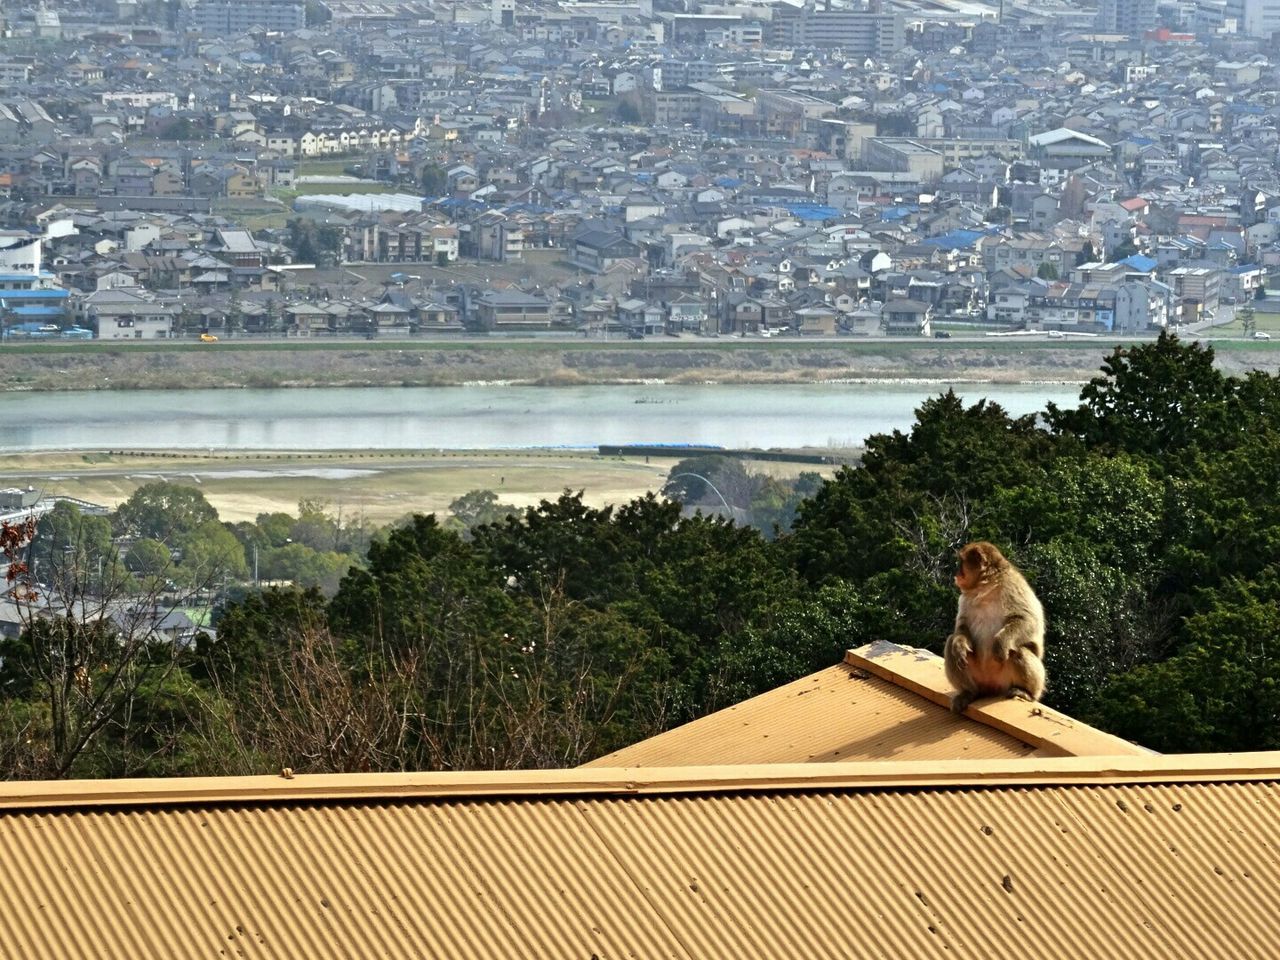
192, 0, 306, 35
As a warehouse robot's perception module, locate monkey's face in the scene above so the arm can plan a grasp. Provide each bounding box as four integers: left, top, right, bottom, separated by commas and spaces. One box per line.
954, 545, 989, 592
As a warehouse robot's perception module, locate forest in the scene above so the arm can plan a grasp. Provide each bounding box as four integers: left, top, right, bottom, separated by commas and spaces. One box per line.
1, 333, 1277, 779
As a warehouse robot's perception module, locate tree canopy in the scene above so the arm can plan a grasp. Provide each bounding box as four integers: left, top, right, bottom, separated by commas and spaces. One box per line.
3, 334, 1278, 777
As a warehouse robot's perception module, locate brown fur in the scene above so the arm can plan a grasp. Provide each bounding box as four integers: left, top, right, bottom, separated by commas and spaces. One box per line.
944, 541, 1046, 714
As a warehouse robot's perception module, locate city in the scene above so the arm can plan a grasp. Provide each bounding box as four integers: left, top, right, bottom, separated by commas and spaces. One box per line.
0, 0, 1274, 344
0, 3, 1279, 955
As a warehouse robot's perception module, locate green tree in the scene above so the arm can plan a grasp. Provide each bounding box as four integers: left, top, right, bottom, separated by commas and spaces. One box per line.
31, 502, 114, 588
225, 285, 243, 336
1036, 262, 1059, 280
195, 586, 329, 690
179, 521, 249, 587
290, 498, 341, 552
329, 513, 513, 652
255, 511, 296, 547
1109, 239, 1139, 262
1046, 333, 1231, 461
1089, 576, 1280, 752
789, 391, 1060, 585
0, 613, 184, 779
419, 163, 447, 195
125, 538, 172, 578
1238, 303, 1256, 339
448, 489, 518, 537
261, 542, 352, 593
115, 481, 219, 543
288, 219, 318, 263
305, 0, 331, 24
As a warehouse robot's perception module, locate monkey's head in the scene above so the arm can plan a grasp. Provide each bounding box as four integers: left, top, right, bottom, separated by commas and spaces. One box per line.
954, 541, 1007, 593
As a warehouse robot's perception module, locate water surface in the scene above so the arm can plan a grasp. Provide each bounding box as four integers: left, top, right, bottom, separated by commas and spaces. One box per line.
0, 383, 1083, 452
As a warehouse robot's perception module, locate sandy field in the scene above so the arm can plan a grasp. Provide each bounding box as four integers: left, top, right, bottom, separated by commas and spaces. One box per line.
1, 449, 829, 525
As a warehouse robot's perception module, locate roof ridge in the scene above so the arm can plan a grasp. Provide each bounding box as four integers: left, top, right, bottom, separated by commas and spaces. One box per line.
0, 753, 1275, 812
845, 642, 1152, 758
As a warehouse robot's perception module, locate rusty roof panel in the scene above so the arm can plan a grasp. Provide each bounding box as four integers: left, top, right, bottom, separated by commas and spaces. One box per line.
587, 661, 1040, 768
0, 769, 1276, 959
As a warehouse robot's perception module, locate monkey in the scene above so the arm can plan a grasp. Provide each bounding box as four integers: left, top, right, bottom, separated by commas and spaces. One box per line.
944, 541, 1046, 715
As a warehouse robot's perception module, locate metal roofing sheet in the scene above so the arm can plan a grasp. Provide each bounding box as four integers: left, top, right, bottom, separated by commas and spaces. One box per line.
0, 760, 1276, 959
588, 644, 1148, 768
587, 660, 1039, 768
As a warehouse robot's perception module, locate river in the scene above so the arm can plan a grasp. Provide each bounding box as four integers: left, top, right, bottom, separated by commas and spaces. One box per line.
0, 383, 1084, 452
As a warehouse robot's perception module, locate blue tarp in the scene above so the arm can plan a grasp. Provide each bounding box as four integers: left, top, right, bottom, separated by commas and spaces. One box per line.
785, 204, 838, 220
1119, 254, 1158, 272
0, 289, 69, 300
10, 305, 64, 317
923, 229, 985, 250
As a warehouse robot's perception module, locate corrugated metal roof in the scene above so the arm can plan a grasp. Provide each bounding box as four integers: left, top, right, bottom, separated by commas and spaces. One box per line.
0, 756, 1276, 959
587, 644, 1147, 768
587, 659, 1039, 768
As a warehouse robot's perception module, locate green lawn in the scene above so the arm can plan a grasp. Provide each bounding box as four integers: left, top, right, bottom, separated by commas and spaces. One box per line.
1208, 309, 1280, 337
297, 158, 361, 177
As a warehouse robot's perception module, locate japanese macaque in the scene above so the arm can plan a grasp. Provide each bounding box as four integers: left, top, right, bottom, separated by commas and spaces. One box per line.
944, 541, 1046, 715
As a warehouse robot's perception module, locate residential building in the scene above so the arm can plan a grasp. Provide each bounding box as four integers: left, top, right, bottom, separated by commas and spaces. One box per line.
473, 290, 551, 331
192, 0, 306, 35
881, 299, 933, 335
1095, 0, 1156, 34
769, 5, 904, 55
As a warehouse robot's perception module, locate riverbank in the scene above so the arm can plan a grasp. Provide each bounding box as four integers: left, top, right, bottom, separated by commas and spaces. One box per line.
2, 448, 826, 524
0, 339, 1182, 391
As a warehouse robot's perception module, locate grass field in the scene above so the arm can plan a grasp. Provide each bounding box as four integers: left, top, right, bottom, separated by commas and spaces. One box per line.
0, 333, 1142, 357
1, 449, 826, 525
297, 158, 362, 177
1205, 310, 1280, 337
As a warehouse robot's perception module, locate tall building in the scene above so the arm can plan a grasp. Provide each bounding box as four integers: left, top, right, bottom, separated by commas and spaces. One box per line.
1226, 0, 1280, 35
492, 0, 515, 26
192, 0, 306, 35
769, 3, 903, 55
1094, 0, 1157, 33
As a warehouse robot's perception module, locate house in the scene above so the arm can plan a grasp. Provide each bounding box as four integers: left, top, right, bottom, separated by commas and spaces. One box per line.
571, 228, 642, 273
364, 302, 411, 336
84, 288, 176, 339
666, 293, 709, 334
1, 642, 1273, 959
1028, 128, 1112, 170
616, 298, 664, 335
213, 230, 266, 269
473, 289, 551, 331
793, 304, 838, 335
474, 214, 525, 262
881, 298, 933, 336
285, 303, 333, 336
430, 225, 459, 263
